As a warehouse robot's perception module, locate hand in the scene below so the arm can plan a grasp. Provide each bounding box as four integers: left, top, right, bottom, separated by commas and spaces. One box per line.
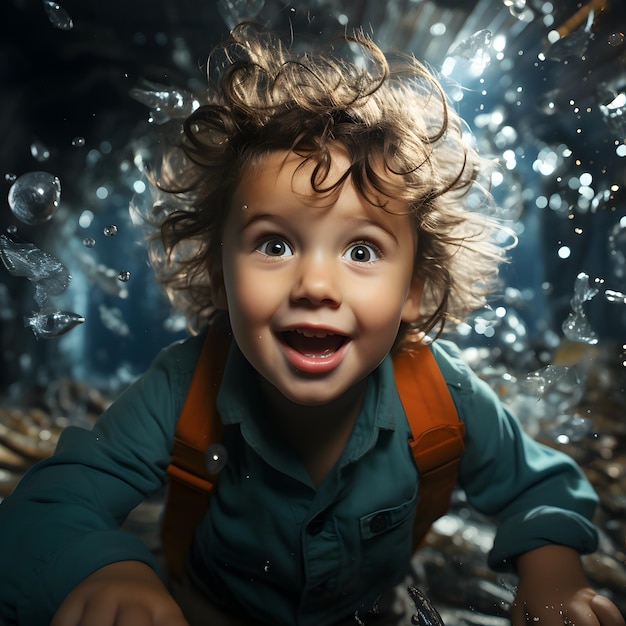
51, 560, 190, 626
511, 545, 625, 626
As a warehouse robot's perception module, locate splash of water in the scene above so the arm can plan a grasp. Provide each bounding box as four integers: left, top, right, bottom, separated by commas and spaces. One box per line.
561, 272, 599, 345
407, 586, 445, 626
0, 235, 70, 308
26, 310, 85, 338
129, 82, 199, 124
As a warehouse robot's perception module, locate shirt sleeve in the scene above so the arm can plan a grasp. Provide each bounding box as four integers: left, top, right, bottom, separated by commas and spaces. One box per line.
0, 334, 203, 626
431, 340, 599, 571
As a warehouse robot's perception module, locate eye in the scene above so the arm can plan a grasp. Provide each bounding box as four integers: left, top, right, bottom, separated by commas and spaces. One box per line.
343, 242, 381, 263
257, 238, 294, 257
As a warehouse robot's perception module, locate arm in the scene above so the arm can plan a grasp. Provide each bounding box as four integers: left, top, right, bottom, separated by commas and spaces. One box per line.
51, 561, 189, 626
512, 545, 624, 626
430, 342, 621, 624
0, 335, 204, 625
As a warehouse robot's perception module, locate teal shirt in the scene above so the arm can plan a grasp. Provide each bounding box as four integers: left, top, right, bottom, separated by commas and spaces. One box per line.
0, 334, 599, 625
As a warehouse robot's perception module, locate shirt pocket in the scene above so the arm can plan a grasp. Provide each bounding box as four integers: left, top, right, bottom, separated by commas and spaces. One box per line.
359, 487, 417, 540
340, 487, 418, 594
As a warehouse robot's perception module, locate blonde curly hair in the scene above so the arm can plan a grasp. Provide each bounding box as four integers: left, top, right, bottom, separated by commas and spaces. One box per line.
146, 23, 508, 347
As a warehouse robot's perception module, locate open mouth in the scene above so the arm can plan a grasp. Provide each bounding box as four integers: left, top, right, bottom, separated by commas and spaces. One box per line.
280, 328, 348, 359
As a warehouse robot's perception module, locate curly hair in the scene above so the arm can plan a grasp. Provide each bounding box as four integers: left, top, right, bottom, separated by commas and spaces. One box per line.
145, 23, 508, 347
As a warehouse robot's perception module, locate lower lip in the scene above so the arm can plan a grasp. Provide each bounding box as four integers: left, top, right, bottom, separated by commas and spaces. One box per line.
280, 339, 349, 374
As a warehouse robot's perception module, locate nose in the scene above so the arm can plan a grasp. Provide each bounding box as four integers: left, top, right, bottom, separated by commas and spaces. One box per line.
290, 252, 341, 308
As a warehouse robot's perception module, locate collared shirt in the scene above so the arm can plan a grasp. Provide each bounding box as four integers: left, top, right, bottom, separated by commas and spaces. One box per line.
0, 333, 599, 626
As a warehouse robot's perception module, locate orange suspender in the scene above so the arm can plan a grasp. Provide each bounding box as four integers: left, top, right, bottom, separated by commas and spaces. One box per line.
161, 323, 230, 577
162, 329, 465, 578
392, 349, 466, 548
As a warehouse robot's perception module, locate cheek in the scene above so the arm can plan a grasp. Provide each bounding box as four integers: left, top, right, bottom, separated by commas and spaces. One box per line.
224, 261, 279, 327
352, 278, 413, 329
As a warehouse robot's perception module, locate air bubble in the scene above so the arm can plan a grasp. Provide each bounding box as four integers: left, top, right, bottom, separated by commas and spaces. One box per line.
103, 224, 118, 237
42, 1, 74, 30
8, 171, 61, 225
82, 237, 96, 248
117, 270, 131, 282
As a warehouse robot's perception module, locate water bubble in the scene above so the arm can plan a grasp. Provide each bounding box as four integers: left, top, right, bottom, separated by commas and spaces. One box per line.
117, 270, 131, 282
72, 136, 85, 147
205, 443, 228, 473
103, 224, 118, 237
4, 173, 17, 183
30, 141, 50, 162
82, 237, 96, 248
6, 225, 17, 235
8, 171, 61, 225
42, 1, 74, 30
25, 310, 84, 338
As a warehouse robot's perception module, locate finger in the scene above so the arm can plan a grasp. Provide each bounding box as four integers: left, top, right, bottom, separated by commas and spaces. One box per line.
50, 599, 86, 626
590, 595, 626, 626
154, 605, 191, 626
115, 605, 155, 626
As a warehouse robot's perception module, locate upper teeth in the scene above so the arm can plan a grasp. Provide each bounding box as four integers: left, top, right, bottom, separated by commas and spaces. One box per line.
295, 328, 333, 338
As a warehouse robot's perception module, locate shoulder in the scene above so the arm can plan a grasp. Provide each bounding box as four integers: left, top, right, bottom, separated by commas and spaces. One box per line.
428, 339, 475, 390
153, 331, 206, 376
427, 339, 504, 422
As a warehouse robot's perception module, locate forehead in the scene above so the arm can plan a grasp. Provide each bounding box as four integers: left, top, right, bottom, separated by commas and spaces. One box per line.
234, 149, 409, 218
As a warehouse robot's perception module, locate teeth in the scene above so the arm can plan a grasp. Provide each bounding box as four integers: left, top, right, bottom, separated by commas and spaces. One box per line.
295, 328, 335, 338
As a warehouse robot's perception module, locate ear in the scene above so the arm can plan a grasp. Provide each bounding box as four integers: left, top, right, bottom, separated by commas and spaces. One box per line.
400, 274, 424, 323
208, 254, 228, 311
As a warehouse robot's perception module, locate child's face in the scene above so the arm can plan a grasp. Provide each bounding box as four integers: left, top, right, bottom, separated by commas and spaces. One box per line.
214, 150, 423, 408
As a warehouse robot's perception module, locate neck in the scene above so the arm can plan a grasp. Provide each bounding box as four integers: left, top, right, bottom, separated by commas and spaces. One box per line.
258, 377, 368, 486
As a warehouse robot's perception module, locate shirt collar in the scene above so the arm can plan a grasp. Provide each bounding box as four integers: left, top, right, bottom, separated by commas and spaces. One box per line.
216, 343, 403, 464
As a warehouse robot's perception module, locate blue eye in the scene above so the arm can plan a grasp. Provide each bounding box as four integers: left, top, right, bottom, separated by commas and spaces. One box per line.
257, 238, 293, 257
343, 242, 381, 263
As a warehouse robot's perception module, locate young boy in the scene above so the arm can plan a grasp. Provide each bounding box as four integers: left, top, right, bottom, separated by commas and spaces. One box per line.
0, 24, 623, 626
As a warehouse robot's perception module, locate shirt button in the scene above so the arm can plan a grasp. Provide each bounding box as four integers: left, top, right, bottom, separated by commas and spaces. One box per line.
307, 517, 324, 535
369, 512, 388, 534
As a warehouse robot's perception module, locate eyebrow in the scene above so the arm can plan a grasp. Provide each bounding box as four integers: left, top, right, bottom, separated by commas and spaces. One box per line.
238, 208, 403, 245
344, 216, 401, 244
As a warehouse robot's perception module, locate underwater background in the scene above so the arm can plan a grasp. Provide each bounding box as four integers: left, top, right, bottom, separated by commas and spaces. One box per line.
0, 0, 625, 623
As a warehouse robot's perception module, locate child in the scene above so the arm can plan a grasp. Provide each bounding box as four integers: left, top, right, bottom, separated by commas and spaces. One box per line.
0, 23, 624, 626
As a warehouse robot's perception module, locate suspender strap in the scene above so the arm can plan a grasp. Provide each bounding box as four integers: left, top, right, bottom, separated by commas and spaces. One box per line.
161, 322, 231, 578
392, 346, 466, 547
162, 332, 465, 575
